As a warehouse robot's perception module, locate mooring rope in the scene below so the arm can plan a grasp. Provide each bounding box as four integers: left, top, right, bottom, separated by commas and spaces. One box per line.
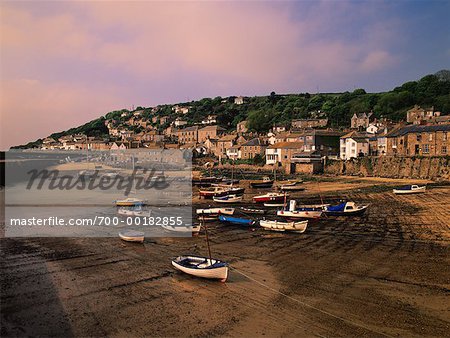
230, 266, 394, 338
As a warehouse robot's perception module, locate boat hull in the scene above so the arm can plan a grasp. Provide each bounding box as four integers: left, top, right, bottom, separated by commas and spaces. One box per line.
324, 206, 368, 216
253, 194, 286, 203
172, 256, 228, 282
393, 187, 426, 194
119, 231, 145, 242
250, 181, 274, 188
277, 210, 322, 219
218, 215, 255, 226
259, 220, 308, 232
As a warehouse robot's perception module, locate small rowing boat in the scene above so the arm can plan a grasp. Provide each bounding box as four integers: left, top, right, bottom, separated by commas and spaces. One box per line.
119, 230, 145, 242
196, 208, 235, 215
213, 194, 243, 203
263, 202, 285, 207
115, 197, 147, 207
161, 223, 201, 234
218, 215, 255, 226
259, 219, 308, 232
239, 207, 266, 214
324, 202, 368, 216
172, 255, 228, 282
393, 185, 426, 194
277, 200, 322, 219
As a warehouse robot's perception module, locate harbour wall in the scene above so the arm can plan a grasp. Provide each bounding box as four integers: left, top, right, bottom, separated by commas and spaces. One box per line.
323, 156, 450, 181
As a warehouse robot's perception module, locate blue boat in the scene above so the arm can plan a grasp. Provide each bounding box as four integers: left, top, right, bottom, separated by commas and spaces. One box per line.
324, 201, 368, 216
218, 215, 255, 226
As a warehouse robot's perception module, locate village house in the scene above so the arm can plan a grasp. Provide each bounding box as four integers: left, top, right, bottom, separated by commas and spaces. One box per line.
110, 142, 128, 150
291, 118, 328, 130
204, 138, 218, 155
152, 116, 159, 124
198, 125, 225, 143
351, 112, 373, 129
280, 130, 342, 157
406, 105, 441, 124
386, 124, 450, 156
239, 138, 266, 160
366, 123, 379, 134
265, 142, 303, 166
177, 126, 199, 144
201, 115, 217, 125
217, 134, 237, 157
289, 150, 323, 174
133, 110, 143, 117
226, 145, 241, 160
164, 125, 178, 137
159, 116, 169, 125
236, 120, 248, 133
234, 96, 244, 105
172, 105, 190, 115
272, 124, 287, 133
173, 118, 188, 127
340, 131, 370, 160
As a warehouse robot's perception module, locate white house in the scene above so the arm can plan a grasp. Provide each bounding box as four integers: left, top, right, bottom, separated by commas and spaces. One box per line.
234, 96, 244, 105
267, 132, 277, 145
226, 146, 241, 160
366, 124, 379, 134
201, 115, 217, 125
340, 131, 369, 160
174, 118, 188, 127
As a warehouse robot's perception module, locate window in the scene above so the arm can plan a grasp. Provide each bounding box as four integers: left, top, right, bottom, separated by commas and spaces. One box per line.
429, 133, 433, 141
423, 144, 429, 153
442, 146, 447, 154
444, 132, 448, 141
417, 134, 422, 142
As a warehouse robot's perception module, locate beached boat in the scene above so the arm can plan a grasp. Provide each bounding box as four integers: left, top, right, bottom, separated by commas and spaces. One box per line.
192, 176, 222, 186
198, 186, 230, 199
119, 230, 145, 242
279, 181, 305, 191
213, 194, 243, 203
117, 205, 151, 217
196, 208, 235, 217
115, 197, 146, 207
259, 219, 308, 232
253, 192, 287, 203
239, 207, 266, 214
277, 200, 323, 219
161, 223, 201, 234
393, 185, 426, 194
263, 202, 285, 207
250, 176, 274, 188
324, 202, 368, 216
218, 215, 255, 226
172, 255, 228, 282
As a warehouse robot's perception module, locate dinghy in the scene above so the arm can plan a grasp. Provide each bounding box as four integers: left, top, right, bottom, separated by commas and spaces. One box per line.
324, 202, 368, 216
172, 255, 229, 282
161, 223, 201, 234
218, 215, 255, 226
117, 206, 151, 217
198, 186, 230, 199
239, 207, 266, 214
277, 200, 322, 219
196, 208, 235, 215
259, 219, 308, 232
263, 202, 285, 207
213, 194, 243, 203
253, 192, 287, 203
115, 197, 146, 207
250, 176, 274, 188
393, 185, 426, 194
119, 230, 145, 243
278, 181, 305, 191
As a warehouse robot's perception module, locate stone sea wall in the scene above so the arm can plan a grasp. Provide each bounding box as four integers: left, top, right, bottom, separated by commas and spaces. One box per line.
324, 156, 450, 181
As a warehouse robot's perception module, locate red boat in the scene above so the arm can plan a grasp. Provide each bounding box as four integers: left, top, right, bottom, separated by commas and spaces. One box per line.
253, 192, 288, 203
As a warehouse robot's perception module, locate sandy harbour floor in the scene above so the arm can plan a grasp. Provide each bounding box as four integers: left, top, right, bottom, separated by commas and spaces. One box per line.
1, 177, 449, 337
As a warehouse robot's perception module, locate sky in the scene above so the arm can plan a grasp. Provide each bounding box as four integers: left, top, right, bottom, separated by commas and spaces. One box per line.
1, 0, 449, 149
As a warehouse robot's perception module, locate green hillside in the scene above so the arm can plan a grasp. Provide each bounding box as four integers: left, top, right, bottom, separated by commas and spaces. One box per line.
12, 70, 450, 149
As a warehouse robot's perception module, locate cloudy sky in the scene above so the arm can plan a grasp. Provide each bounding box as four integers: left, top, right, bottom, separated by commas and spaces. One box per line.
1, 1, 449, 149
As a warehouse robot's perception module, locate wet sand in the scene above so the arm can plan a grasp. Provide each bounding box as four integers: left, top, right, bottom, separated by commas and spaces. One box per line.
1, 177, 449, 337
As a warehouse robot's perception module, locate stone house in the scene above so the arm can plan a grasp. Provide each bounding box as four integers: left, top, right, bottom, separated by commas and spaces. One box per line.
236, 120, 248, 133
265, 142, 304, 166
177, 126, 199, 144
351, 112, 373, 129
239, 138, 266, 160
198, 125, 225, 143
406, 105, 440, 124
340, 131, 370, 160
217, 134, 237, 157
386, 124, 450, 156
291, 118, 328, 129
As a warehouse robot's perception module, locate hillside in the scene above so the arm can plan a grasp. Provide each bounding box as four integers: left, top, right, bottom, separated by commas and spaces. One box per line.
12, 70, 450, 149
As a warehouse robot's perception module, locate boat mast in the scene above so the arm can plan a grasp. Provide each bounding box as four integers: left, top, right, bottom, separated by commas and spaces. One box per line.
202, 215, 213, 263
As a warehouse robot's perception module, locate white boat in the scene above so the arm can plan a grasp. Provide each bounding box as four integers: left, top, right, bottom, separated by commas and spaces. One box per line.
259, 219, 308, 232
161, 223, 201, 234
324, 202, 369, 216
115, 197, 146, 207
278, 181, 305, 191
213, 194, 243, 203
263, 202, 285, 207
119, 230, 145, 242
117, 206, 151, 217
172, 255, 228, 282
393, 185, 426, 194
277, 200, 323, 219
196, 208, 235, 215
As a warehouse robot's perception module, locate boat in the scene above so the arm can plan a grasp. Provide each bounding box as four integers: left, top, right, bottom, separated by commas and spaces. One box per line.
192, 176, 222, 186
117, 206, 151, 217
277, 200, 323, 219
196, 208, 235, 215
161, 223, 201, 234
198, 186, 231, 199
239, 207, 266, 214
213, 194, 243, 203
279, 181, 305, 191
119, 230, 145, 242
324, 202, 369, 216
221, 178, 240, 185
253, 192, 287, 203
259, 219, 308, 233
115, 197, 146, 207
250, 176, 274, 188
218, 215, 255, 226
263, 202, 285, 207
211, 185, 245, 195
172, 255, 228, 282
393, 185, 426, 194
